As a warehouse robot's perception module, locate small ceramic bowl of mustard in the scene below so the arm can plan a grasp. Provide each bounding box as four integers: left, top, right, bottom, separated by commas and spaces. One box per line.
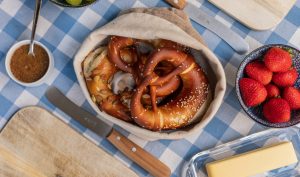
5, 40, 54, 87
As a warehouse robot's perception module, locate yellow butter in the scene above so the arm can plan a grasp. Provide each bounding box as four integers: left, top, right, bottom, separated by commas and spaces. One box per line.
206, 141, 298, 177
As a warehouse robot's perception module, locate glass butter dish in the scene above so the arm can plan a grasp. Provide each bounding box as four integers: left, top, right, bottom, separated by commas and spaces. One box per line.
182, 127, 300, 177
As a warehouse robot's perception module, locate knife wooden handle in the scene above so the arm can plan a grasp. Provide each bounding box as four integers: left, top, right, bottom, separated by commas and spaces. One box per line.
107, 129, 171, 177
164, 0, 187, 9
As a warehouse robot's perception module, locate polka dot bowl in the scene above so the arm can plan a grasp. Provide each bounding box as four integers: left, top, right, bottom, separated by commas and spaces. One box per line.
236, 44, 300, 128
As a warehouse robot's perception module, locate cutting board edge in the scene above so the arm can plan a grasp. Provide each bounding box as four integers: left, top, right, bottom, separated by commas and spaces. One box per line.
208, 0, 296, 31
0, 106, 138, 177
3, 106, 109, 154
0, 106, 40, 134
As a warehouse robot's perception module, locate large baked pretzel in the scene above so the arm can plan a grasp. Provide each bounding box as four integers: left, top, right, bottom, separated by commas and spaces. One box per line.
131, 48, 209, 130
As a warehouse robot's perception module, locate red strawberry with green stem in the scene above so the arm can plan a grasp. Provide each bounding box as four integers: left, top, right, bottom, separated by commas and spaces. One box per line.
239, 78, 267, 107
263, 98, 291, 123
264, 47, 292, 72
245, 60, 272, 85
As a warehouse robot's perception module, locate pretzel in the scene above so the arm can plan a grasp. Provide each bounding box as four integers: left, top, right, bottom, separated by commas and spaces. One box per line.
131, 48, 209, 130
108, 36, 135, 73
108, 36, 181, 97
84, 47, 132, 122
85, 38, 209, 131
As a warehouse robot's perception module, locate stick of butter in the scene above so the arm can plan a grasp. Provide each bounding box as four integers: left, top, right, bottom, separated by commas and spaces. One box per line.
206, 141, 298, 177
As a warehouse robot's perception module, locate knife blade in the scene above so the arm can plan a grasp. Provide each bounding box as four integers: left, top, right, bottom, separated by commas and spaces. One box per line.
46, 87, 171, 177
165, 0, 249, 55
46, 87, 112, 137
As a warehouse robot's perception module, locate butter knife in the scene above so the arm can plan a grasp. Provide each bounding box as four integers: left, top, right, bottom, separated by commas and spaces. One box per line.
165, 0, 249, 55
46, 87, 171, 177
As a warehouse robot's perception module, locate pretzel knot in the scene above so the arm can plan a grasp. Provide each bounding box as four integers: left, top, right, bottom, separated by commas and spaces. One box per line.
106, 36, 209, 131
131, 48, 209, 131
108, 36, 181, 97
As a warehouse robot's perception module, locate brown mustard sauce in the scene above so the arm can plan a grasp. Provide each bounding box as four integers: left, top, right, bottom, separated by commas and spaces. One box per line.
10, 44, 49, 83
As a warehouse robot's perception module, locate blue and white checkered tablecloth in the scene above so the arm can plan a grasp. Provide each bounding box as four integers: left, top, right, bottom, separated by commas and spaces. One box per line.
0, 0, 300, 176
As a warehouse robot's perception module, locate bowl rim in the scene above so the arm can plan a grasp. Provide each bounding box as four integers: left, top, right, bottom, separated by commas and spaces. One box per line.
49, 0, 99, 8
5, 40, 54, 87
235, 44, 300, 128
72, 11, 227, 140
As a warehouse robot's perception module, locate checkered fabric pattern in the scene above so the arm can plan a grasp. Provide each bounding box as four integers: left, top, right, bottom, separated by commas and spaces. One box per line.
0, 0, 300, 176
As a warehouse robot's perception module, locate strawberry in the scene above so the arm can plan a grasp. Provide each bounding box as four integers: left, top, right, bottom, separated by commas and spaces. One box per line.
263, 98, 291, 123
264, 47, 292, 72
282, 87, 300, 110
245, 60, 272, 85
265, 84, 280, 98
239, 78, 267, 107
272, 68, 298, 87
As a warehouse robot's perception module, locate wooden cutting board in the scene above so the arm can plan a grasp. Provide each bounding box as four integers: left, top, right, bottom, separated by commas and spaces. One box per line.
0, 106, 138, 177
208, 0, 296, 30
